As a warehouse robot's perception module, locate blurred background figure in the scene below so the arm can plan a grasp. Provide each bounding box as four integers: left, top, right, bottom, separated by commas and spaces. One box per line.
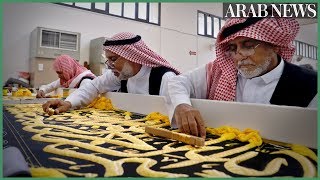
36, 55, 96, 98
3, 71, 31, 92
84, 61, 90, 70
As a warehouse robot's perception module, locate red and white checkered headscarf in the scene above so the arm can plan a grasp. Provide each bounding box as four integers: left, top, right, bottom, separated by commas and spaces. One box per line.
206, 17, 299, 101
53, 55, 95, 88
103, 32, 180, 74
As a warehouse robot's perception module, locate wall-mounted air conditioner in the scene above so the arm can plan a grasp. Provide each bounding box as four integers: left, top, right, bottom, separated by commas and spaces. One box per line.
30, 27, 81, 60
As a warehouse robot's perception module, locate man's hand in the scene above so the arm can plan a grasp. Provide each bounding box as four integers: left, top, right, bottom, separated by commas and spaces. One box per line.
36, 90, 45, 98
174, 103, 206, 138
42, 100, 72, 115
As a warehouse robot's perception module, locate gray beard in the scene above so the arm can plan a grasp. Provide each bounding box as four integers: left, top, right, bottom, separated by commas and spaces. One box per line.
237, 58, 271, 79
118, 62, 134, 80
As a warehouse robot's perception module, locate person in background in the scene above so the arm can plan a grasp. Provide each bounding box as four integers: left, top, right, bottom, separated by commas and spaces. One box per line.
42, 32, 180, 114
3, 71, 31, 90
166, 16, 317, 138
36, 55, 96, 98
84, 61, 90, 70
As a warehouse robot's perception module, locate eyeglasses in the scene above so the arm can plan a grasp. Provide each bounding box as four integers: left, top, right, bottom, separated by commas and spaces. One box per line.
225, 40, 261, 58
104, 56, 121, 69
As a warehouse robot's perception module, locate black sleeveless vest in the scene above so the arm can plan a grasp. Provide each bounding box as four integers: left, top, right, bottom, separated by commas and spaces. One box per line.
120, 66, 176, 95
270, 61, 317, 107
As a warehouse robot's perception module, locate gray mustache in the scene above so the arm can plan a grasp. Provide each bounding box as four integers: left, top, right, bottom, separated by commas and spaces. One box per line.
238, 60, 255, 66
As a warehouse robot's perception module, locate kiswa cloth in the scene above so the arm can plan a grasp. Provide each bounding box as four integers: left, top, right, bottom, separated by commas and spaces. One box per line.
103, 32, 180, 74
53, 55, 96, 88
3, 104, 317, 177
206, 17, 300, 101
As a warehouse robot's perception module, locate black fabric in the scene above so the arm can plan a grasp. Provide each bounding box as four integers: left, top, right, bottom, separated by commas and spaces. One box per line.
75, 76, 94, 88
103, 35, 141, 46
221, 17, 264, 39
120, 66, 176, 95
221, 8, 273, 39
148, 67, 176, 95
270, 61, 317, 107
120, 80, 128, 93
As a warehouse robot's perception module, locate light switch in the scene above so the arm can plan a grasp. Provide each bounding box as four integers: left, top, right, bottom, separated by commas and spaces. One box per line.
38, 64, 44, 71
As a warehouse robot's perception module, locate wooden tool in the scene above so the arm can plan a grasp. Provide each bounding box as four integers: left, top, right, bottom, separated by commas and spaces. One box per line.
145, 126, 205, 146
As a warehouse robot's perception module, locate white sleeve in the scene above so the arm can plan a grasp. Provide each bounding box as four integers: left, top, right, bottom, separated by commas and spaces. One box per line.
307, 93, 317, 108
159, 71, 177, 96
65, 70, 121, 109
78, 78, 92, 87
166, 65, 208, 127
39, 79, 61, 94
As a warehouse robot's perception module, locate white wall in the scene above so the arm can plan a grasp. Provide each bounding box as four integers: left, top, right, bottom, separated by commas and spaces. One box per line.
2, 3, 318, 85
293, 23, 318, 70
160, 3, 223, 71
3, 3, 161, 83
296, 23, 317, 46
161, 3, 223, 35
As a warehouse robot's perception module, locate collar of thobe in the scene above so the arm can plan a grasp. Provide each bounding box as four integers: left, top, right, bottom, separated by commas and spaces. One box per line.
129, 65, 150, 81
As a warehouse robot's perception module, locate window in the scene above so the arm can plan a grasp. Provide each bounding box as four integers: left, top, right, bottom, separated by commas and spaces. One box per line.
74, 3, 91, 9
63, 2, 73, 6
138, 3, 147, 20
293, 40, 317, 60
206, 16, 212, 36
109, 3, 122, 16
304, 44, 308, 57
94, 3, 106, 11
57, 2, 160, 25
300, 42, 303, 56
302, 44, 306, 56
198, 11, 225, 38
213, 17, 220, 38
149, 3, 159, 24
123, 3, 135, 19
306, 45, 310, 58
198, 13, 205, 35
308, 45, 312, 58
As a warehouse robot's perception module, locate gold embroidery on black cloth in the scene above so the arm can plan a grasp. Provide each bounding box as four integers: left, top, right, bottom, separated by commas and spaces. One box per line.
4, 104, 317, 177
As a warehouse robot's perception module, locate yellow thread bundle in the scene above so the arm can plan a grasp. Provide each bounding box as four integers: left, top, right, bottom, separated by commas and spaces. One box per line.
12, 88, 32, 97
87, 97, 115, 110
207, 126, 263, 147
145, 112, 169, 123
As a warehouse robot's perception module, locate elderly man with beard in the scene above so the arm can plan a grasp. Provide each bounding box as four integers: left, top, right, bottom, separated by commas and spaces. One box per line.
166, 17, 317, 138
43, 32, 179, 114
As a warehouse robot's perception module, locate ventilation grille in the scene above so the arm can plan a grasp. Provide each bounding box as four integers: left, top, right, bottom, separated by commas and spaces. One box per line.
41, 30, 78, 50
